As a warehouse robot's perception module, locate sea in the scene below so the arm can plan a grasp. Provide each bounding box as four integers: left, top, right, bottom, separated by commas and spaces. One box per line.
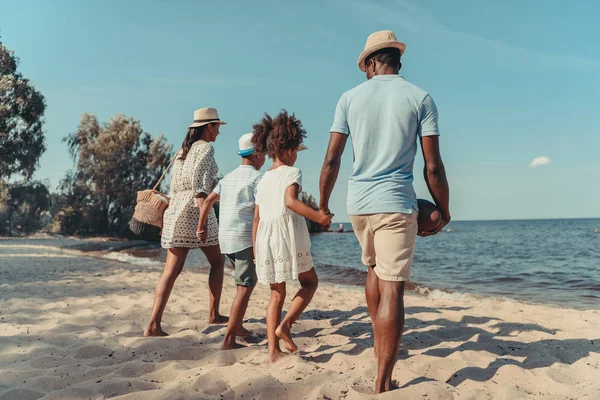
8, 218, 600, 310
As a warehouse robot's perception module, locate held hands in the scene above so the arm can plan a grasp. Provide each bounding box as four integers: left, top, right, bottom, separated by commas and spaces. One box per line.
318, 211, 334, 231
196, 219, 207, 241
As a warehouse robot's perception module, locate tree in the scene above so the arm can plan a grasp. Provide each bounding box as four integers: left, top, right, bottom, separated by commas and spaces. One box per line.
0, 38, 46, 180
55, 113, 172, 235
0, 180, 50, 235
300, 191, 328, 233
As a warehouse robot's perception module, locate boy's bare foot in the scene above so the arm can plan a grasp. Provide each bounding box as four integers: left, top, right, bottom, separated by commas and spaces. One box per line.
220, 339, 245, 350
143, 324, 168, 337
209, 314, 229, 324
275, 323, 297, 353
268, 349, 286, 364
235, 326, 252, 337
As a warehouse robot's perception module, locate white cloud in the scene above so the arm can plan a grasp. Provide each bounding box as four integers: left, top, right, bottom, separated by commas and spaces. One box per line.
529, 156, 552, 168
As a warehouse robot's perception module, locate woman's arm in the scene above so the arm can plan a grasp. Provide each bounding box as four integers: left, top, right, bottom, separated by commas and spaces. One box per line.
197, 192, 220, 241
285, 184, 334, 227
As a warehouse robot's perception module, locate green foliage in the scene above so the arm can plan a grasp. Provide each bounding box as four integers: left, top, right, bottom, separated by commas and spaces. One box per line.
0, 180, 51, 235
0, 39, 46, 180
54, 113, 172, 235
299, 191, 326, 233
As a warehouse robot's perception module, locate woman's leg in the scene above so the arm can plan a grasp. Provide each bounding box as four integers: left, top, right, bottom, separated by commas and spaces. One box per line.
276, 268, 319, 352
144, 247, 189, 336
267, 283, 286, 363
201, 244, 228, 324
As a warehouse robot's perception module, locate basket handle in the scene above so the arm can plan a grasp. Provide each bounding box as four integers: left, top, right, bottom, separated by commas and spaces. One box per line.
152, 151, 179, 191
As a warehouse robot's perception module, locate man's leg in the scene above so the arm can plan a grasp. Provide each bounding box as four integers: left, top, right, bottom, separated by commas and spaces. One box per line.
374, 280, 405, 393
371, 212, 417, 393
365, 265, 380, 358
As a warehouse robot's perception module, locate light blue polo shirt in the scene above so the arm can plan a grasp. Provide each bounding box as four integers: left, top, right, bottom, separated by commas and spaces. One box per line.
330, 75, 440, 215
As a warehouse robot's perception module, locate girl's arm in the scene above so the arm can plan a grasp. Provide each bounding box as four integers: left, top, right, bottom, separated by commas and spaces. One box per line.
252, 205, 260, 259
197, 192, 220, 240
285, 184, 334, 226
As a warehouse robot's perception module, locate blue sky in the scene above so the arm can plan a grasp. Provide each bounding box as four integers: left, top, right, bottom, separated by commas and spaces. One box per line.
1, 0, 599, 221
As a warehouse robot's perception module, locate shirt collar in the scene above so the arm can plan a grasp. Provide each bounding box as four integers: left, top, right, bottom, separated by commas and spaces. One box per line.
372, 74, 405, 81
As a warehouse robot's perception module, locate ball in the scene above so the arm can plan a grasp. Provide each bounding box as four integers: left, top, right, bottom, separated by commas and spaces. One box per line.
417, 199, 442, 233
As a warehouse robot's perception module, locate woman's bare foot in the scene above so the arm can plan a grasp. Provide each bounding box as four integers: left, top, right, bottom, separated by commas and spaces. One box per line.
235, 325, 252, 337
143, 323, 168, 337
220, 338, 245, 350
209, 314, 229, 324
268, 349, 286, 364
275, 323, 297, 353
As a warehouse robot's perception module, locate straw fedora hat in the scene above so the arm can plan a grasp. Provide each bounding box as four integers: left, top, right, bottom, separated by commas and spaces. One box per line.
357, 30, 406, 72
189, 107, 227, 128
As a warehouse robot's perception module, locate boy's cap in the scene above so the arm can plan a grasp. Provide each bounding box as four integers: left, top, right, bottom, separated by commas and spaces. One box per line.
238, 133, 255, 156
298, 144, 308, 152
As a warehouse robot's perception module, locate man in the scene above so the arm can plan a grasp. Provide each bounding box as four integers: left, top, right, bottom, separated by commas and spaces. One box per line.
319, 30, 450, 393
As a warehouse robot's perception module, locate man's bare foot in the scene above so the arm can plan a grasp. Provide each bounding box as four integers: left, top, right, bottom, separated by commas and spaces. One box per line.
268, 349, 286, 364
220, 339, 245, 350
209, 314, 229, 324
143, 325, 168, 337
275, 323, 297, 353
235, 326, 252, 337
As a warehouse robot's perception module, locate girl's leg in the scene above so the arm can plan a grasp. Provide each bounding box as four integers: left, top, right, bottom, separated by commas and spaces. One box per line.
267, 283, 286, 363
144, 247, 189, 336
276, 268, 318, 352
201, 244, 228, 324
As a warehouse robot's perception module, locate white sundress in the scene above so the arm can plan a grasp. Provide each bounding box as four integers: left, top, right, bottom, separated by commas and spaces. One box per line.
255, 165, 314, 284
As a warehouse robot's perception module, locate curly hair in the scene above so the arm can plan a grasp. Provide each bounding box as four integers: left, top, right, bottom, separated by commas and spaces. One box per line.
251, 110, 306, 158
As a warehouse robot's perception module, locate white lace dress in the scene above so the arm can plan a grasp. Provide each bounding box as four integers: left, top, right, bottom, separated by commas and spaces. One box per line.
254, 165, 314, 284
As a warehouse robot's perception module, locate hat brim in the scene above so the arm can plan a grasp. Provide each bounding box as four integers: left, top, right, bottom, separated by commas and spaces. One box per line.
298, 144, 308, 152
238, 148, 254, 156
189, 120, 227, 128
358, 41, 406, 72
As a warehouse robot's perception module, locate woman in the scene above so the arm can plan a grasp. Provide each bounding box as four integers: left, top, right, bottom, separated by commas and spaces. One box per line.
144, 107, 228, 337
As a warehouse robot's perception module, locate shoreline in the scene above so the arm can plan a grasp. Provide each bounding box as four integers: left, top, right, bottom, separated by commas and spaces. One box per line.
1, 235, 598, 312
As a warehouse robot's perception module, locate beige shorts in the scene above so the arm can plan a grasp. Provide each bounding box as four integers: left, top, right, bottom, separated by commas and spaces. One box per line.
349, 212, 418, 282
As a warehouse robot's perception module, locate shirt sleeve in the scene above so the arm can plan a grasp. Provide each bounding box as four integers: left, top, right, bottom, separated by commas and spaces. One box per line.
192, 144, 218, 196
213, 177, 223, 196
330, 93, 350, 135
286, 168, 303, 192
418, 94, 440, 137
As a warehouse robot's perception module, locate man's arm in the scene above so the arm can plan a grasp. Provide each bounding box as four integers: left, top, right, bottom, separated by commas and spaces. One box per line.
319, 132, 348, 214
420, 135, 450, 236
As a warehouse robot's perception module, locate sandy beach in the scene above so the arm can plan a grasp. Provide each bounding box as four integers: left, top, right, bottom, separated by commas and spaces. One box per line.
1, 238, 599, 400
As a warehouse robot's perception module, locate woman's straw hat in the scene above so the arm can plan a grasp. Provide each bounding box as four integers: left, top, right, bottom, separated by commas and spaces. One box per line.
189, 107, 227, 128
357, 30, 406, 72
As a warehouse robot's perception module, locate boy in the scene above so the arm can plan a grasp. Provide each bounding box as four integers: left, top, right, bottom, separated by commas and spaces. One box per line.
198, 132, 266, 349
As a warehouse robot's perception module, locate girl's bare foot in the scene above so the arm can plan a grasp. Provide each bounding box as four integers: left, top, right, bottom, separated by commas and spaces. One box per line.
143, 323, 168, 337
220, 338, 245, 350
209, 314, 229, 324
275, 323, 297, 353
268, 349, 286, 364
235, 325, 252, 337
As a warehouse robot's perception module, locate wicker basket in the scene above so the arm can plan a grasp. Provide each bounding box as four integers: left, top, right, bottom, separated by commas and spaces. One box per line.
129, 156, 177, 241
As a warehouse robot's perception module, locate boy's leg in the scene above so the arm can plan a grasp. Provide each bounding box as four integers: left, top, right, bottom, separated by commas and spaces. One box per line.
144, 247, 189, 336
276, 268, 318, 353
221, 248, 256, 350
268, 283, 286, 363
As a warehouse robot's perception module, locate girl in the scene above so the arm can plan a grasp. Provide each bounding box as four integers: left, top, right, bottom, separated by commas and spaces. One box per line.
251, 111, 334, 363
144, 107, 228, 336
